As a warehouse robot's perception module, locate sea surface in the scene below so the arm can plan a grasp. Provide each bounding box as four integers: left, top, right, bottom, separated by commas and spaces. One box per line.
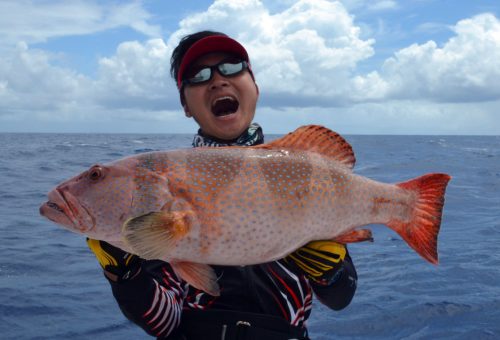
0, 133, 499, 339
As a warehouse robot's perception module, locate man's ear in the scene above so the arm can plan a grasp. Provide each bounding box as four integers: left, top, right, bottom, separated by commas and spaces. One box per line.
255, 82, 260, 96
181, 91, 192, 118
183, 104, 192, 118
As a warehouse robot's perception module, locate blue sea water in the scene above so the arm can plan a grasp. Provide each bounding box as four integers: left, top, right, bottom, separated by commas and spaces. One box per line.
0, 132, 499, 339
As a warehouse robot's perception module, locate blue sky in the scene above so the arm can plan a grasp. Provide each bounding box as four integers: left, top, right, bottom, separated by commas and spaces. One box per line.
0, 0, 499, 135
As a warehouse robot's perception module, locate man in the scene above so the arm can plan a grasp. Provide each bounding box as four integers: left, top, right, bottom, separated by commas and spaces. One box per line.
88, 31, 357, 339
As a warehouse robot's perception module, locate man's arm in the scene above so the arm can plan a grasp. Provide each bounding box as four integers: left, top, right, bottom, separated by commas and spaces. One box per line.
283, 241, 357, 310
309, 251, 357, 310
87, 239, 186, 338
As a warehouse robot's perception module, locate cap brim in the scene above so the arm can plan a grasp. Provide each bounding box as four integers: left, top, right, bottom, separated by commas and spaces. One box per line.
177, 35, 250, 88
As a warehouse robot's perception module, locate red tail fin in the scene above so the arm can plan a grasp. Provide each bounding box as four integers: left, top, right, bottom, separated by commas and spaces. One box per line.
388, 173, 451, 264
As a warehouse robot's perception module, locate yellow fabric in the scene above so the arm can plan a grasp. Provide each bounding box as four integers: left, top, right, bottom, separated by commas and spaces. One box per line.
87, 238, 118, 268
288, 241, 346, 279
305, 240, 346, 261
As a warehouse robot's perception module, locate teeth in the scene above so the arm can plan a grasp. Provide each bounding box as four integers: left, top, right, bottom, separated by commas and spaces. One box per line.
213, 96, 235, 105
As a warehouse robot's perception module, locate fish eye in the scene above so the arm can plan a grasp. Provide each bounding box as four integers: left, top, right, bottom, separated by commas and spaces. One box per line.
88, 166, 103, 181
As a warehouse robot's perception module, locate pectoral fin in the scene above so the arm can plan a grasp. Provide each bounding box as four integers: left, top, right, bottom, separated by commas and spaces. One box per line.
172, 261, 220, 296
122, 211, 192, 260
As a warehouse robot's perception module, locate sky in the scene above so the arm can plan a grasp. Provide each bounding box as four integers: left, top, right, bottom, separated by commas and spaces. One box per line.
0, 0, 499, 135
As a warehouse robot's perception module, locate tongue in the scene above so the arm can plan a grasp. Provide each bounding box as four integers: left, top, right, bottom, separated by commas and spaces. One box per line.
212, 98, 239, 116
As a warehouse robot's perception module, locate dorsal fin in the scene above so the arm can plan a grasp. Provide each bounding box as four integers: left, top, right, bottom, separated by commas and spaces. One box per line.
255, 125, 355, 169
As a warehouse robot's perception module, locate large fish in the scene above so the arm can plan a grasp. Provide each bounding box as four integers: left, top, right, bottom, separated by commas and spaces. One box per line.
40, 125, 450, 296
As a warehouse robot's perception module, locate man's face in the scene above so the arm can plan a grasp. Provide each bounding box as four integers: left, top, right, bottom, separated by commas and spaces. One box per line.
182, 52, 259, 141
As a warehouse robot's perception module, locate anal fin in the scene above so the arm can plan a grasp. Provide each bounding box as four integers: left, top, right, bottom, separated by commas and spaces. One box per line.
172, 261, 220, 296
333, 229, 374, 243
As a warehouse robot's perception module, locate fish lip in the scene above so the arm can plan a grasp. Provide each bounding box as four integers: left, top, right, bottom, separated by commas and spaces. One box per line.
40, 199, 73, 228
42, 188, 95, 233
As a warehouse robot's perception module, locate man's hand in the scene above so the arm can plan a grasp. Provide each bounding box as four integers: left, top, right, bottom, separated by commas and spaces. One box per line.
283, 240, 346, 286
87, 238, 143, 282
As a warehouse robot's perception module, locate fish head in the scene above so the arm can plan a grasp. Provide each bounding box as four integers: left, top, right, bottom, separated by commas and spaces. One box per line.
40, 158, 137, 241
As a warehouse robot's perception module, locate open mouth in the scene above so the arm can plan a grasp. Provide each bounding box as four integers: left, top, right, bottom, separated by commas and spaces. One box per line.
211, 96, 239, 117
40, 196, 73, 228
46, 201, 64, 213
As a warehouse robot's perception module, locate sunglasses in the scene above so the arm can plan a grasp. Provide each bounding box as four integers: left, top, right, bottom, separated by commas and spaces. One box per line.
182, 60, 249, 87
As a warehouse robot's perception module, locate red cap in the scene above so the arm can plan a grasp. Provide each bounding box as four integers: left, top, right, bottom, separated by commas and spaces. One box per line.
177, 35, 250, 88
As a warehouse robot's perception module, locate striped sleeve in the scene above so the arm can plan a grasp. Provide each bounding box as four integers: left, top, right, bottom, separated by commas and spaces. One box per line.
109, 262, 187, 338
264, 261, 313, 327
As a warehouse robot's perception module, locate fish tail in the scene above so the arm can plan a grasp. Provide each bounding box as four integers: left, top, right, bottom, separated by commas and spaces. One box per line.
388, 173, 451, 264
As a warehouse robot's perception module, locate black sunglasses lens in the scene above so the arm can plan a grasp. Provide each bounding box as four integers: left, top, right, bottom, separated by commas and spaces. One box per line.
184, 61, 246, 86
189, 68, 212, 84
219, 62, 244, 76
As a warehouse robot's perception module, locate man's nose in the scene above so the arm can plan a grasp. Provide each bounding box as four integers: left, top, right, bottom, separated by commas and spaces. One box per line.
209, 71, 229, 90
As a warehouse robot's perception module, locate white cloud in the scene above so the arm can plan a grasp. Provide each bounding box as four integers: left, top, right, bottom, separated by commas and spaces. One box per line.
0, 0, 160, 47
415, 22, 451, 34
94, 39, 176, 110
374, 13, 500, 102
257, 100, 500, 135
0, 42, 91, 119
169, 0, 375, 103
366, 0, 398, 11
0, 39, 174, 123
338, 0, 398, 12
0, 0, 499, 134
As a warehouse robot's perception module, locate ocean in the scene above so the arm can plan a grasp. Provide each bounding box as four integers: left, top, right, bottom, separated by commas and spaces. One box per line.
0, 132, 499, 339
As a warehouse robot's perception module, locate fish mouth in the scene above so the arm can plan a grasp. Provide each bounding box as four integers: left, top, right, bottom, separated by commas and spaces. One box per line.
46, 201, 64, 213
211, 96, 239, 117
40, 189, 95, 233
